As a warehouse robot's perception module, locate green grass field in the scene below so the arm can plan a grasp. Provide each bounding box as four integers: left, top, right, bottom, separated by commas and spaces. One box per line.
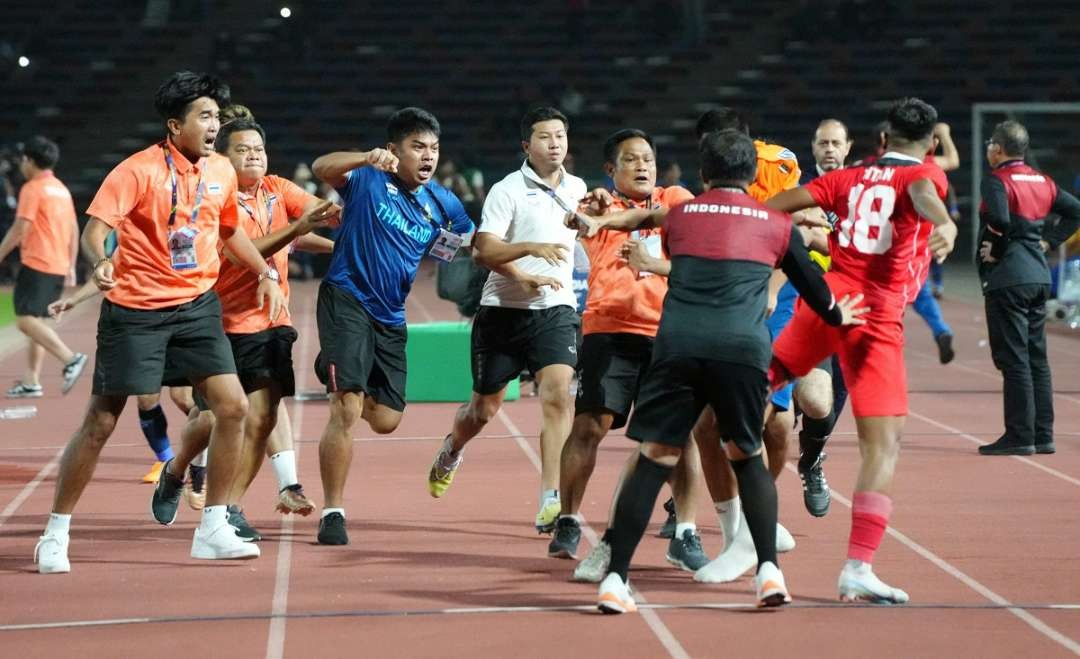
0, 291, 14, 328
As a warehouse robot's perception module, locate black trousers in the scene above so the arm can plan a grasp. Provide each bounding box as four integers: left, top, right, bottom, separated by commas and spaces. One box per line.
984, 284, 1053, 446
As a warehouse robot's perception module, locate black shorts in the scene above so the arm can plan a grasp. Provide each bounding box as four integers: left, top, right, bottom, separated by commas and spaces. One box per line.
575, 332, 653, 429
92, 291, 236, 397
627, 356, 768, 457
193, 325, 298, 410
13, 265, 64, 317
314, 282, 407, 412
471, 304, 580, 395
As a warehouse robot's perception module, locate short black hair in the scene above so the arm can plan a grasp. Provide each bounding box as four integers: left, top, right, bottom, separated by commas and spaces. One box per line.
153, 71, 231, 123
215, 118, 267, 154
19, 136, 60, 169
700, 129, 757, 185
520, 106, 569, 142
885, 98, 937, 144
991, 120, 1030, 157
603, 128, 655, 164
695, 107, 749, 139
387, 107, 441, 144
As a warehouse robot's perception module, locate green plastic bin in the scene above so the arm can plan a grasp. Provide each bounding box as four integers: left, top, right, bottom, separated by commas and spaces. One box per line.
406, 321, 519, 402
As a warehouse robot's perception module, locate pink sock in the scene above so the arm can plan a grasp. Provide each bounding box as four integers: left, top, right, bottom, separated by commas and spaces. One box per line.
847, 491, 893, 563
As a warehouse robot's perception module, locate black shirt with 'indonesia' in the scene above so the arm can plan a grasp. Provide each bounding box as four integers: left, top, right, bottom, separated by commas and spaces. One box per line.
979, 160, 1080, 293
655, 189, 843, 373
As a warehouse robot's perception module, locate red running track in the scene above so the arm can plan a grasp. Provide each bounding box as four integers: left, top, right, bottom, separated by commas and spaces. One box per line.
1, 265, 1078, 658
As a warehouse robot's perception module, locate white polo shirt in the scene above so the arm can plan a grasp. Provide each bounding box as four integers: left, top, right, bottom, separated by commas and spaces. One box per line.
478, 161, 586, 310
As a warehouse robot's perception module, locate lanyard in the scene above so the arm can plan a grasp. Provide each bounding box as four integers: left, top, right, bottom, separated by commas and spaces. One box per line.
162, 143, 205, 228
237, 185, 275, 234
612, 189, 655, 211
524, 170, 575, 214
392, 175, 449, 230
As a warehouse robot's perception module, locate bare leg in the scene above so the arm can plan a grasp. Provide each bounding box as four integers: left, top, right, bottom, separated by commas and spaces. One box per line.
361, 395, 403, 435
24, 340, 45, 387
51, 395, 127, 513
319, 391, 364, 508
559, 411, 614, 515
15, 316, 75, 364
195, 374, 249, 508
228, 384, 281, 504
448, 389, 507, 453
535, 364, 575, 492
671, 437, 704, 525
168, 386, 195, 416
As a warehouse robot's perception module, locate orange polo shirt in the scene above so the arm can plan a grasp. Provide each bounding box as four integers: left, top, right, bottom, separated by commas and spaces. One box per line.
581, 185, 693, 337
15, 170, 77, 276
215, 175, 316, 334
86, 140, 239, 310
750, 140, 801, 202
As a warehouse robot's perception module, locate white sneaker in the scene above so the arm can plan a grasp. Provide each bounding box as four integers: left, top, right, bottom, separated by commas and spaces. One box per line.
597, 573, 637, 614
572, 540, 611, 583
694, 520, 755, 583
838, 560, 909, 604
34, 532, 70, 574
755, 561, 792, 608
191, 524, 261, 560
776, 522, 796, 552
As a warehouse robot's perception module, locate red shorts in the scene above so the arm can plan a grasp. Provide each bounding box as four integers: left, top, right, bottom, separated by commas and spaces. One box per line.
772, 277, 907, 418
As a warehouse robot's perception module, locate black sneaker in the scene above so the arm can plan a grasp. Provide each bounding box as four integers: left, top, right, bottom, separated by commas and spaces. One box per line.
798, 453, 831, 518
61, 353, 89, 394
317, 512, 348, 545
666, 529, 708, 571
1035, 442, 1056, 455
547, 516, 581, 559
978, 436, 1035, 456
657, 497, 676, 539
936, 332, 955, 365
150, 458, 183, 525
227, 505, 261, 542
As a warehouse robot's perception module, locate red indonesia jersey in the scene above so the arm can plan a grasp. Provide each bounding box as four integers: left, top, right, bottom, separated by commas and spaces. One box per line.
805, 155, 948, 313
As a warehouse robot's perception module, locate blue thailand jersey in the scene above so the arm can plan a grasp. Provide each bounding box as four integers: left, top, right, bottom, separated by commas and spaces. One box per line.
325, 167, 474, 326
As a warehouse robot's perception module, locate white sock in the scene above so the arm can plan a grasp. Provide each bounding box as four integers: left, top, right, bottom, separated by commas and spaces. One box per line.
675, 522, 696, 538
714, 496, 742, 548
541, 489, 559, 503
321, 507, 345, 519
201, 505, 227, 531
269, 450, 298, 490
192, 449, 207, 468
46, 513, 71, 535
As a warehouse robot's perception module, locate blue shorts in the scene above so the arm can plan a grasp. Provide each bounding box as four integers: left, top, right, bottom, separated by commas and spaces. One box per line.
768, 282, 798, 411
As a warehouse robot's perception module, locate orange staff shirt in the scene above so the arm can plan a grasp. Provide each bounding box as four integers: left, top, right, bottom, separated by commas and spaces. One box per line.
215, 175, 316, 334
15, 170, 77, 276
750, 140, 801, 202
86, 140, 239, 310
581, 185, 694, 337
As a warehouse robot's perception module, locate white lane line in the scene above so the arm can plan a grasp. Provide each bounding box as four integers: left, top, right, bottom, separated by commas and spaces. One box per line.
496, 409, 691, 659
907, 346, 1080, 407
785, 465, 1080, 655
7, 601, 1080, 633
264, 292, 317, 659
0, 447, 63, 530
909, 410, 1080, 488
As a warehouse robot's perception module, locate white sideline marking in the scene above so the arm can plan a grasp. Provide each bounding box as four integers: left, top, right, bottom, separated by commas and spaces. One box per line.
265, 294, 317, 659
909, 410, 1080, 488
497, 409, 691, 659
0, 447, 63, 530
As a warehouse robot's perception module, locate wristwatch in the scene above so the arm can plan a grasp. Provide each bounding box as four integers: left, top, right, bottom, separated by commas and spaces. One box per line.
258, 268, 281, 283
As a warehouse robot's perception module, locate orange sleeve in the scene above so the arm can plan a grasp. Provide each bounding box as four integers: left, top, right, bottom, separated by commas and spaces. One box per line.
276, 176, 318, 218
86, 163, 141, 227
660, 186, 694, 207
14, 183, 40, 223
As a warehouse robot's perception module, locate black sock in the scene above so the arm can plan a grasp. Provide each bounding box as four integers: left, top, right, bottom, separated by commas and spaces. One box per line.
138, 405, 172, 461
607, 453, 673, 582
601, 528, 613, 545
798, 415, 833, 471
730, 453, 778, 569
